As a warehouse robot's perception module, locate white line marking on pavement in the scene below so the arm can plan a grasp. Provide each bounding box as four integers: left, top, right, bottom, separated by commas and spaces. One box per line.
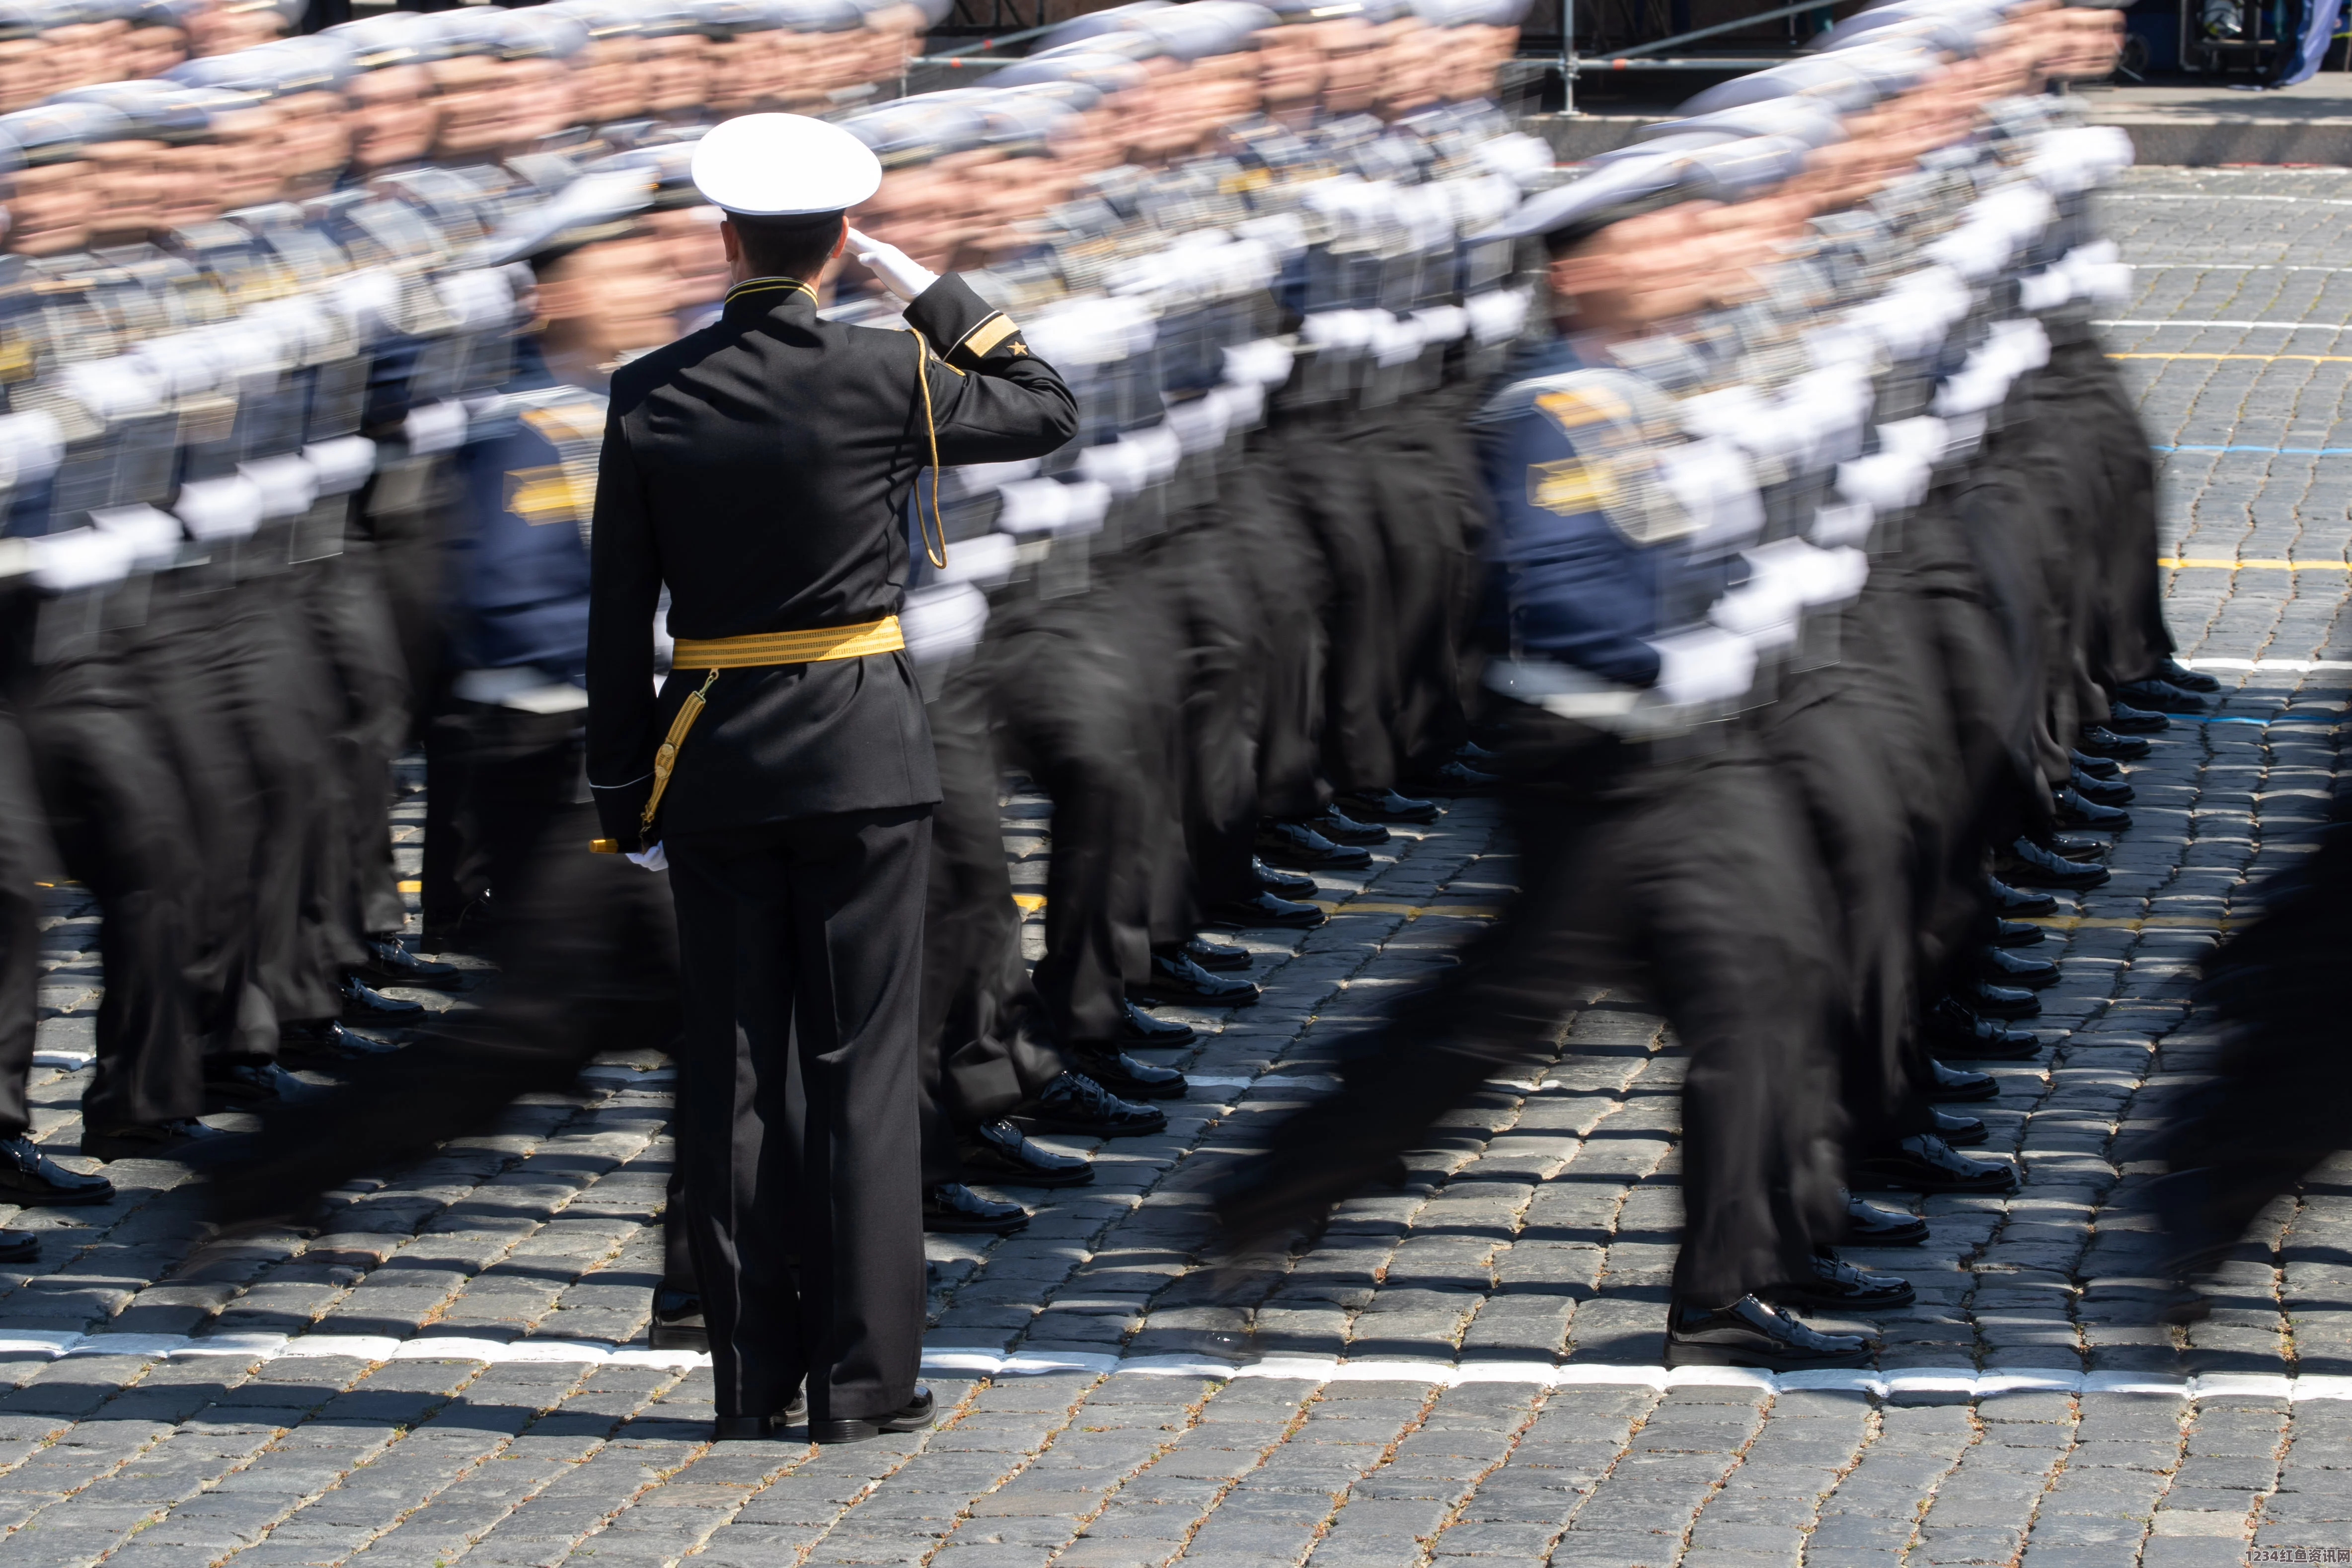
4, 1330, 2342, 1402
2183, 658, 2352, 671
2099, 320, 2352, 330
2129, 263, 2352, 271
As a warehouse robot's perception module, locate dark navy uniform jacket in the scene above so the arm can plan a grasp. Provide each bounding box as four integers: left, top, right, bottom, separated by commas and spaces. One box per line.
586, 272, 1076, 845
1474, 331, 1730, 690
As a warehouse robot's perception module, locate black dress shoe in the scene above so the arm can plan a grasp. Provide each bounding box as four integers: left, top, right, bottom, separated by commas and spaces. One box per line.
0, 1134, 113, 1205
340, 975, 425, 1025
2078, 725, 2152, 760
712, 1388, 807, 1440
2047, 832, 2111, 862
2117, 678, 2207, 715
961, 1119, 1094, 1188
1120, 999, 1196, 1046
1073, 1044, 1188, 1101
1204, 890, 1325, 930
2102, 700, 2170, 734
279, 1019, 401, 1060
1256, 820, 1372, 872
1843, 1195, 1929, 1246
202, 1061, 315, 1109
1932, 1108, 1988, 1146
1022, 1073, 1167, 1138
2000, 838, 2109, 890
1665, 1295, 1872, 1371
1419, 758, 1499, 795
924, 1182, 1029, 1235
1979, 946, 2058, 988
1851, 1134, 2019, 1195
1306, 809, 1389, 847
1131, 951, 1261, 1008
1993, 918, 2045, 948
1987, 876, 2057, 917
81, 1119, 226, 1164
2069, 766, 2133, 806
1960, 980, 2040, 1021
2070, 749, 2123, 781
1925, 997, 2043, 1057
1338, 787, 1439, 824
354, 936, 465, 991
1766, 1251, 1916, 1312
812, 1385, 935, 1445
2158, 657, 2221, 694
650, 1287, 706, 1352
0, 1229, 36, 1264
1927, 1059, 2001, 1102
1252, 858, 1317, 899
1183, 935, 1253, 971
2052, 787, 2132, 831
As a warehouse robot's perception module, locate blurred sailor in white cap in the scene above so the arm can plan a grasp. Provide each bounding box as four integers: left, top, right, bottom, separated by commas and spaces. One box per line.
584, 111, 1074, 1445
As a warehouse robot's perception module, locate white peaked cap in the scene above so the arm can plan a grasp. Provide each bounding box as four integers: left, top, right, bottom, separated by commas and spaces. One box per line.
689, 112, 883, 216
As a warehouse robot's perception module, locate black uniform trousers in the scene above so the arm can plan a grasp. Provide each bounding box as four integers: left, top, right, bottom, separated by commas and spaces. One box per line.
0, 701, 44, 1139
1219, 706, 1844, 1308
297, 539, 413, 946
664, 805, 930, 1424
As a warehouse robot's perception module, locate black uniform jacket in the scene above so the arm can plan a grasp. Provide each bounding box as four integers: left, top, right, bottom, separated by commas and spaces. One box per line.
586, 273, 1075, 844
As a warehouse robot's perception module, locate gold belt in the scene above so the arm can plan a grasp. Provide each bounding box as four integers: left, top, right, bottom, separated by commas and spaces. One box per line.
591, 614, 906, 852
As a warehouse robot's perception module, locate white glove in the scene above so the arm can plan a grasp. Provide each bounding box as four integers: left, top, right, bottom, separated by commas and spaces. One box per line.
1647, 626, 1757, 709
627, 842, 669, 873
846, 226, 938, 303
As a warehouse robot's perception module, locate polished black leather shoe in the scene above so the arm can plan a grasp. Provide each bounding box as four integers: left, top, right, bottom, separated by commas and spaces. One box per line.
1843, 1195, 1929, 1246
0, 1134, 113, 1205
340, 975, 424, 1025
1993, 918, 2046, 948
1851, 1134, 2019, 1195
81, 1119, 225, 1164
1253, 858, 1317, 899
650, 1287, 707, 1352
354, 936, 465, 991
1665, 1295, 1872, 1370
1979, 946, 2058, 988
1960, 980, 2040, 1021
1131, 951, 1261, 1008
2103, 700, 2170, 734
1307, 809, 1389, 847
1338, 787, 1439, 824
1184, 935, 1253, 971
713, 1389, 807, 1440
1766, 1251, 1916, 1312
2070, 749, 2123, 781
1925, 997, 2043, 1057
0, 1229, 36, 1264
1023, 1073, 1167, 1138
1420, 758, 1499, 795
1204, 890, 1325, 930
1987, 876, 2057, 917
2157, 657, 2221, 694
812, 1385, 935, 1445
1927, 1059, 2000, 1102
2069, 766, 2134, 806
924, 1182, 1029, 1235
2046, 832, 2111, 862
2078, 725, 2152, 759
962, 1119, 1094, 1188
2117, 678, 2207, 715
279, 1019, 401, 1060
1933, 1108, 1988, 1146
1120, 1000, 1196, 1046
2053, 787, 2132, 831
2000, 838, 2109, 890
1074, 1044, 1188, 1101
1256, 820, 1372, 872
202, 1061, 315, 1110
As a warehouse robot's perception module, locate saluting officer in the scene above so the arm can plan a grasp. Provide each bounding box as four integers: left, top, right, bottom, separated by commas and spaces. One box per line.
584, 113, 1075, 1445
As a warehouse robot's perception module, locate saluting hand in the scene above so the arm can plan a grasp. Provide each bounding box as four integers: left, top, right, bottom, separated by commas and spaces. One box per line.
847, 227, 939, 304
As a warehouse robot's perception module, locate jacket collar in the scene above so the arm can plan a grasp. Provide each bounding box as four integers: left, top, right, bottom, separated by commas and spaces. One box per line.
722, 275, 820, 323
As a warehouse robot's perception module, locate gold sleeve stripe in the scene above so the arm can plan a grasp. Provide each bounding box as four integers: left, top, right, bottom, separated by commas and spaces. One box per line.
958, 313, 1019, 359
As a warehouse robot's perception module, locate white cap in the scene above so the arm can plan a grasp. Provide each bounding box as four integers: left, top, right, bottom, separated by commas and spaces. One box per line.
689, 113, 883, 217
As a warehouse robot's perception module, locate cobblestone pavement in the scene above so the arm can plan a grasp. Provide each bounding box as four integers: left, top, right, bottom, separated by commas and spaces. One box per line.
9, 165, 2352, 1567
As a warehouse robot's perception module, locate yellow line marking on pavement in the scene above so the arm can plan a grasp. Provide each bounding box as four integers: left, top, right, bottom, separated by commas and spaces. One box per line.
2018, 914, 2233, 932
398, 880, 421, 893
1013, 893, 1044, 911
2158, 557, 2351, 570
1326, 901, 1505, 919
